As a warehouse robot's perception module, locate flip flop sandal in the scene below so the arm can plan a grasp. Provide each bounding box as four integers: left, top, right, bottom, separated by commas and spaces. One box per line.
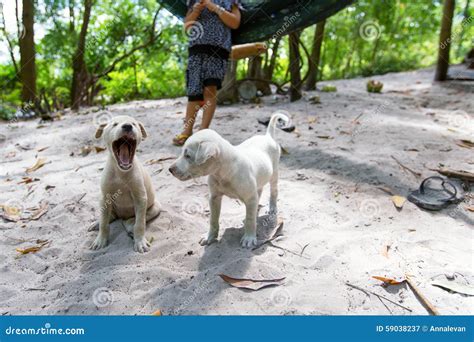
407, 176, 465, 211
172, 134, 190, 146
257, 116, 296, 133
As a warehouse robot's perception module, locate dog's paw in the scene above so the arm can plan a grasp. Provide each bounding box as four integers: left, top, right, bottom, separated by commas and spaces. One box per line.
199, 233, 217, 246
134, 237, 151, 253
90, 235, 108, 250
240, 234, 257, 248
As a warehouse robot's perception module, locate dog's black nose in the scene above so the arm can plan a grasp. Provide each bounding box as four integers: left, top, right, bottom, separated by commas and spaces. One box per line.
122, 124, 133, 132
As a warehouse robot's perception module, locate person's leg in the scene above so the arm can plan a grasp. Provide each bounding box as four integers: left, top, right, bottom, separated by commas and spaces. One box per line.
201, 85, 217, 130
182, 100, 202, 136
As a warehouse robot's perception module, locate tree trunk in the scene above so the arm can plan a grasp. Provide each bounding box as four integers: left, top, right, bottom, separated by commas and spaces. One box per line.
247, 56, 271, 95
288, 31, 302, 102
71, 0, 93, 109
217, 60, 239, 104
434, 0, 455, 81
305, 20, 326, 90
19, 0, 36, 105
263, 36, 281, 81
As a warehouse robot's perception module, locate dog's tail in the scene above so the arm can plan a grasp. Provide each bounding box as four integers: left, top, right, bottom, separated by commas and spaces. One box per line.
266, 111, 291, 140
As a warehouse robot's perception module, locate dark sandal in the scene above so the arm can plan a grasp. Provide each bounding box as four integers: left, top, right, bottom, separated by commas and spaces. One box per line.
257, 116, 296, 132
407, 176, 465, 211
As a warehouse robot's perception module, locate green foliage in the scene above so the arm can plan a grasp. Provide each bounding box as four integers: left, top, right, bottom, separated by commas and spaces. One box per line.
0, 0, 472, 109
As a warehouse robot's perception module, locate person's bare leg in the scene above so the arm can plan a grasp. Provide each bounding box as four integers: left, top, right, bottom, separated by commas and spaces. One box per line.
201, 86, 217, 130
182, 100, 202, 136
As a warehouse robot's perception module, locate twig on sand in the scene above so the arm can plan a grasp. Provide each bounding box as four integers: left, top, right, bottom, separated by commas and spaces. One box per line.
391, 156, 422, 178
428, 167, 474, 182
345, 282, 412, 312
405, 275, 440, 315
268, 242, 310, 259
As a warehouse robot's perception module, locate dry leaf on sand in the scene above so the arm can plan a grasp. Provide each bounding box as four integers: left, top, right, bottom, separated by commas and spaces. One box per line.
29, 201, 49, 221
391, 195, 406, 209
145, 156, 176, 165
1, 205, 22, 222
37, 146, 49, 152
381, 244, 391, 258
94, 146, 106, 153
465, 206, 474, 212
456, 139, 474, 149
26, 157, 47, 173
18, 177, 39, 184
16, 239, 50, 255
372, 276, 405, 286
152, 309, 162, 316
219, 274, 285, 291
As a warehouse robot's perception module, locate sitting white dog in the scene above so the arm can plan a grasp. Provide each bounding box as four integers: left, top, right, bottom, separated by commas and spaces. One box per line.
90, 115, 160, 253
169, 113, 288, 248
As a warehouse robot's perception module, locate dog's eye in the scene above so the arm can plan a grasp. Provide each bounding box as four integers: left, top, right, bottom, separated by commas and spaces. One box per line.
184, 153, 191, 159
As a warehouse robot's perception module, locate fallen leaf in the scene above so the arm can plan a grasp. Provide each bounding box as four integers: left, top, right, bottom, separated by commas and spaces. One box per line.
1, 205, 22, 222
280, 146, 290, 155
372, 276, 405, 286
45, 185, 55, 190
37, 146, 49, 152
381, 244, 391, 258
466, 206, 474, 212
16, 240, 50, 255
94, 146, 106, 153
152, 309, 162, 316
432, 280, 474, 296
80, 146, 93, 156
18, 177, 40, 184
456, 139, 474, 149
145, 156, 176, 165
317, 135, 332, 139
29, 201, 48, 221
391, 195, 406, 209
26, 157, 47, 173
219, 274, 285, 291
308, 116, 317, 124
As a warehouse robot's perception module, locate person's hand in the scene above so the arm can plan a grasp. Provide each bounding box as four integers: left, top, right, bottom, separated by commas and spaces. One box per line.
192, 1, 205, 12
202, 0, 219, 13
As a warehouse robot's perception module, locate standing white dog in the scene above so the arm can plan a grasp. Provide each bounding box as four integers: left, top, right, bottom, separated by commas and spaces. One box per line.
90, 115, 160, 253
169, 113, 288, 248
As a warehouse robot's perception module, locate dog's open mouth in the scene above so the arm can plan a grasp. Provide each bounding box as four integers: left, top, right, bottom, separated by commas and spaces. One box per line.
112, 136, 137, 170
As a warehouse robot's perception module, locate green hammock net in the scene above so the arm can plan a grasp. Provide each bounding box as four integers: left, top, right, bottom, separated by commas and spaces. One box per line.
159, 0, 355, 44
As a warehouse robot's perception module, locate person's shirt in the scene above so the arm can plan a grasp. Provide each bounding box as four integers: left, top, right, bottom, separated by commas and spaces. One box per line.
186, 0, 242, 52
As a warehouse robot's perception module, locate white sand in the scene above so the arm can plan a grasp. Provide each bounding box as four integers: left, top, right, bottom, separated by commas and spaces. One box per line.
0, 66, 473, 315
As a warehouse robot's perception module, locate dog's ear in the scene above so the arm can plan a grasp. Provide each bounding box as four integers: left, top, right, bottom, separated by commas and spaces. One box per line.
95, 124, 107, 139
138, 121, 148, 139
195, 141, 219, 165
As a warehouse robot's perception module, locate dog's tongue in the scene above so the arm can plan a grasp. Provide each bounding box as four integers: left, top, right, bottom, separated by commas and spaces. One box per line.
119, 144, 131, 165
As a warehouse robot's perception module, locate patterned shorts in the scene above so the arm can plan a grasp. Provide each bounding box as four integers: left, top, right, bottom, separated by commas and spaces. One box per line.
186, 53, 228, 101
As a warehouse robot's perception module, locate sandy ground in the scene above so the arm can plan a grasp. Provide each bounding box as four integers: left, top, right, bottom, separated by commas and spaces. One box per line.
0, 65, 473, 315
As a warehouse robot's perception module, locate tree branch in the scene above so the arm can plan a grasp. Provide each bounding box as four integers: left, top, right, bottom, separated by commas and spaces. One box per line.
96, 6, 162, 78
